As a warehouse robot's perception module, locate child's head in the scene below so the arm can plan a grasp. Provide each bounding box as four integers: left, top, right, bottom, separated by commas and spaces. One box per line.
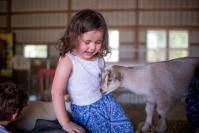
0, 82, 28, 122
58, 9, 110, 57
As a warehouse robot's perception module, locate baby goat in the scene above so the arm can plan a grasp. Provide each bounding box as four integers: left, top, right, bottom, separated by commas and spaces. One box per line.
101, 57, 199, 133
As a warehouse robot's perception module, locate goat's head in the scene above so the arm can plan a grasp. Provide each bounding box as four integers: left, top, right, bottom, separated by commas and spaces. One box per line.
100, 66, 123, 94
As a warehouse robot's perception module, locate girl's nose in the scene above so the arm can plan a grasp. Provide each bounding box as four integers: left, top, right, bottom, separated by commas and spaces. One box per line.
89, 43, 96, 51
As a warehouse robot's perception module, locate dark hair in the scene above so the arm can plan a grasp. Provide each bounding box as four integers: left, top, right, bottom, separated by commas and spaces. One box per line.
0, 82, 28, 121
57, 9, 110, 57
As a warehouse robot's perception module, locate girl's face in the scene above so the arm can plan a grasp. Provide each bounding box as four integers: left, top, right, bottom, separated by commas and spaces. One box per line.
75, 29, 103, 60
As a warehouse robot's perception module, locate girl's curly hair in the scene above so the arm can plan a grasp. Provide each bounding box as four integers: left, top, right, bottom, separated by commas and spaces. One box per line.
57, 9, 110, 57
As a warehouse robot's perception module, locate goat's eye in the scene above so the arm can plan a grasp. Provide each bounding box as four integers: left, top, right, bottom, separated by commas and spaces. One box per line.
108, 78, 112, 82
107, 79, 112, 85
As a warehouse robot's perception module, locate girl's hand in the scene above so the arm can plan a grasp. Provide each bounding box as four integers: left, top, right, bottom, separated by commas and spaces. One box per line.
62, 121, 86, 133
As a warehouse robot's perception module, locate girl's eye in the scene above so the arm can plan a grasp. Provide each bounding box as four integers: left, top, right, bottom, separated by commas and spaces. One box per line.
96, 41, 102, 45
85, 41, 90, 45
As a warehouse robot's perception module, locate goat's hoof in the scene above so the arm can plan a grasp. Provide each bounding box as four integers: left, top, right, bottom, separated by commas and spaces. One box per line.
138, 122, 153, 133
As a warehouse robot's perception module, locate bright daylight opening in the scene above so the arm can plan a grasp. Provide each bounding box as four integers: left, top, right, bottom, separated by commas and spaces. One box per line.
104, 30, 119, 62
147, 30, 188, 62
24, 44, 47, 58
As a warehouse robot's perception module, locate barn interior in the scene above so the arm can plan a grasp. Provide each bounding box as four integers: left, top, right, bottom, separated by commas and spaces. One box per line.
0, 0, 199, 132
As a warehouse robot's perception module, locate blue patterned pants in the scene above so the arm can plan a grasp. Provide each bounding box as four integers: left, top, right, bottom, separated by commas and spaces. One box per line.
71, 94, 134, 133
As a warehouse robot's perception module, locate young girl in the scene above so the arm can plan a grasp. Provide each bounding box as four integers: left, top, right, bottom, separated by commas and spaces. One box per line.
51, 9, 134, 133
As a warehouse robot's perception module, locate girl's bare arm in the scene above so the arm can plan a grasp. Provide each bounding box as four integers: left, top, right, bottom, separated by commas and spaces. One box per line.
51, 55, 85, 133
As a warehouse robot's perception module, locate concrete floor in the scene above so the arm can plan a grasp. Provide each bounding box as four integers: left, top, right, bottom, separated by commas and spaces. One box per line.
122, 104, 189, 133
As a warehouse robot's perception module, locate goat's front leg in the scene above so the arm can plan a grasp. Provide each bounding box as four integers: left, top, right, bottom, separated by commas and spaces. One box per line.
142, 102, 155, 132
155, 99, 170, 133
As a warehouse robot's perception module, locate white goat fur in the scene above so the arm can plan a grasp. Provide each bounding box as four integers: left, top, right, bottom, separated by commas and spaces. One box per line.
101, 57, 199, 132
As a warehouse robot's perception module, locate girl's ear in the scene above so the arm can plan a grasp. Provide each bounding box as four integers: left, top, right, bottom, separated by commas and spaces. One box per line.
11, 112, 18, 120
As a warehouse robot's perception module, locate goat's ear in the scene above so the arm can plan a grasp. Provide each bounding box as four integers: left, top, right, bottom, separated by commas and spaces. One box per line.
115, 72, 123, 81
107, 69, 112, 78
101, 69, 111, 83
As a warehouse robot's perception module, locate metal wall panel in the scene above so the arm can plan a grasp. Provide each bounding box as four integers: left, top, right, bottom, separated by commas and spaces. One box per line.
140, 0, 199, 8
72, 0, 136, 9
120, 31, 134, 42
139, 11, 199, 26
12, 0, 69, 11
139, 30, 146, 43
12, 14, 68, 27
117, 92, 145, 104
0, 16, 7, 27
0, 1, 7, 12
14, 29, 65, 42
190, 31, 199, 43
0, 30, 6, 32
120, 44, 134, 59
72, 11, 136, 26
103, 11, 136, 26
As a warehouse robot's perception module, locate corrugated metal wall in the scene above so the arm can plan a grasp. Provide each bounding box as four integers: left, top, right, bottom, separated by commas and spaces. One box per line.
1, 0, 199, 59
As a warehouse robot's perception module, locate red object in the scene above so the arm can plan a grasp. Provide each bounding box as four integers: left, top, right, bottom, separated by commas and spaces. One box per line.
38, 68, 55, 101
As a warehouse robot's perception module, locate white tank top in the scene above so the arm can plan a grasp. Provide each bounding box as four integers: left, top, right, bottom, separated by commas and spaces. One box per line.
66, 52, 104, 105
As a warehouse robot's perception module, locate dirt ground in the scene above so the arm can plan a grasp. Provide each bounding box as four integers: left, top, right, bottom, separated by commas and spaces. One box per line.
122, 104, 190, 133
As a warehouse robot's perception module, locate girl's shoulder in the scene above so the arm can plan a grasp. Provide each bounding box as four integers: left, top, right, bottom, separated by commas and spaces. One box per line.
58, 52, 75, 64
65, 52, 75, 59
58, 53, 73, 66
